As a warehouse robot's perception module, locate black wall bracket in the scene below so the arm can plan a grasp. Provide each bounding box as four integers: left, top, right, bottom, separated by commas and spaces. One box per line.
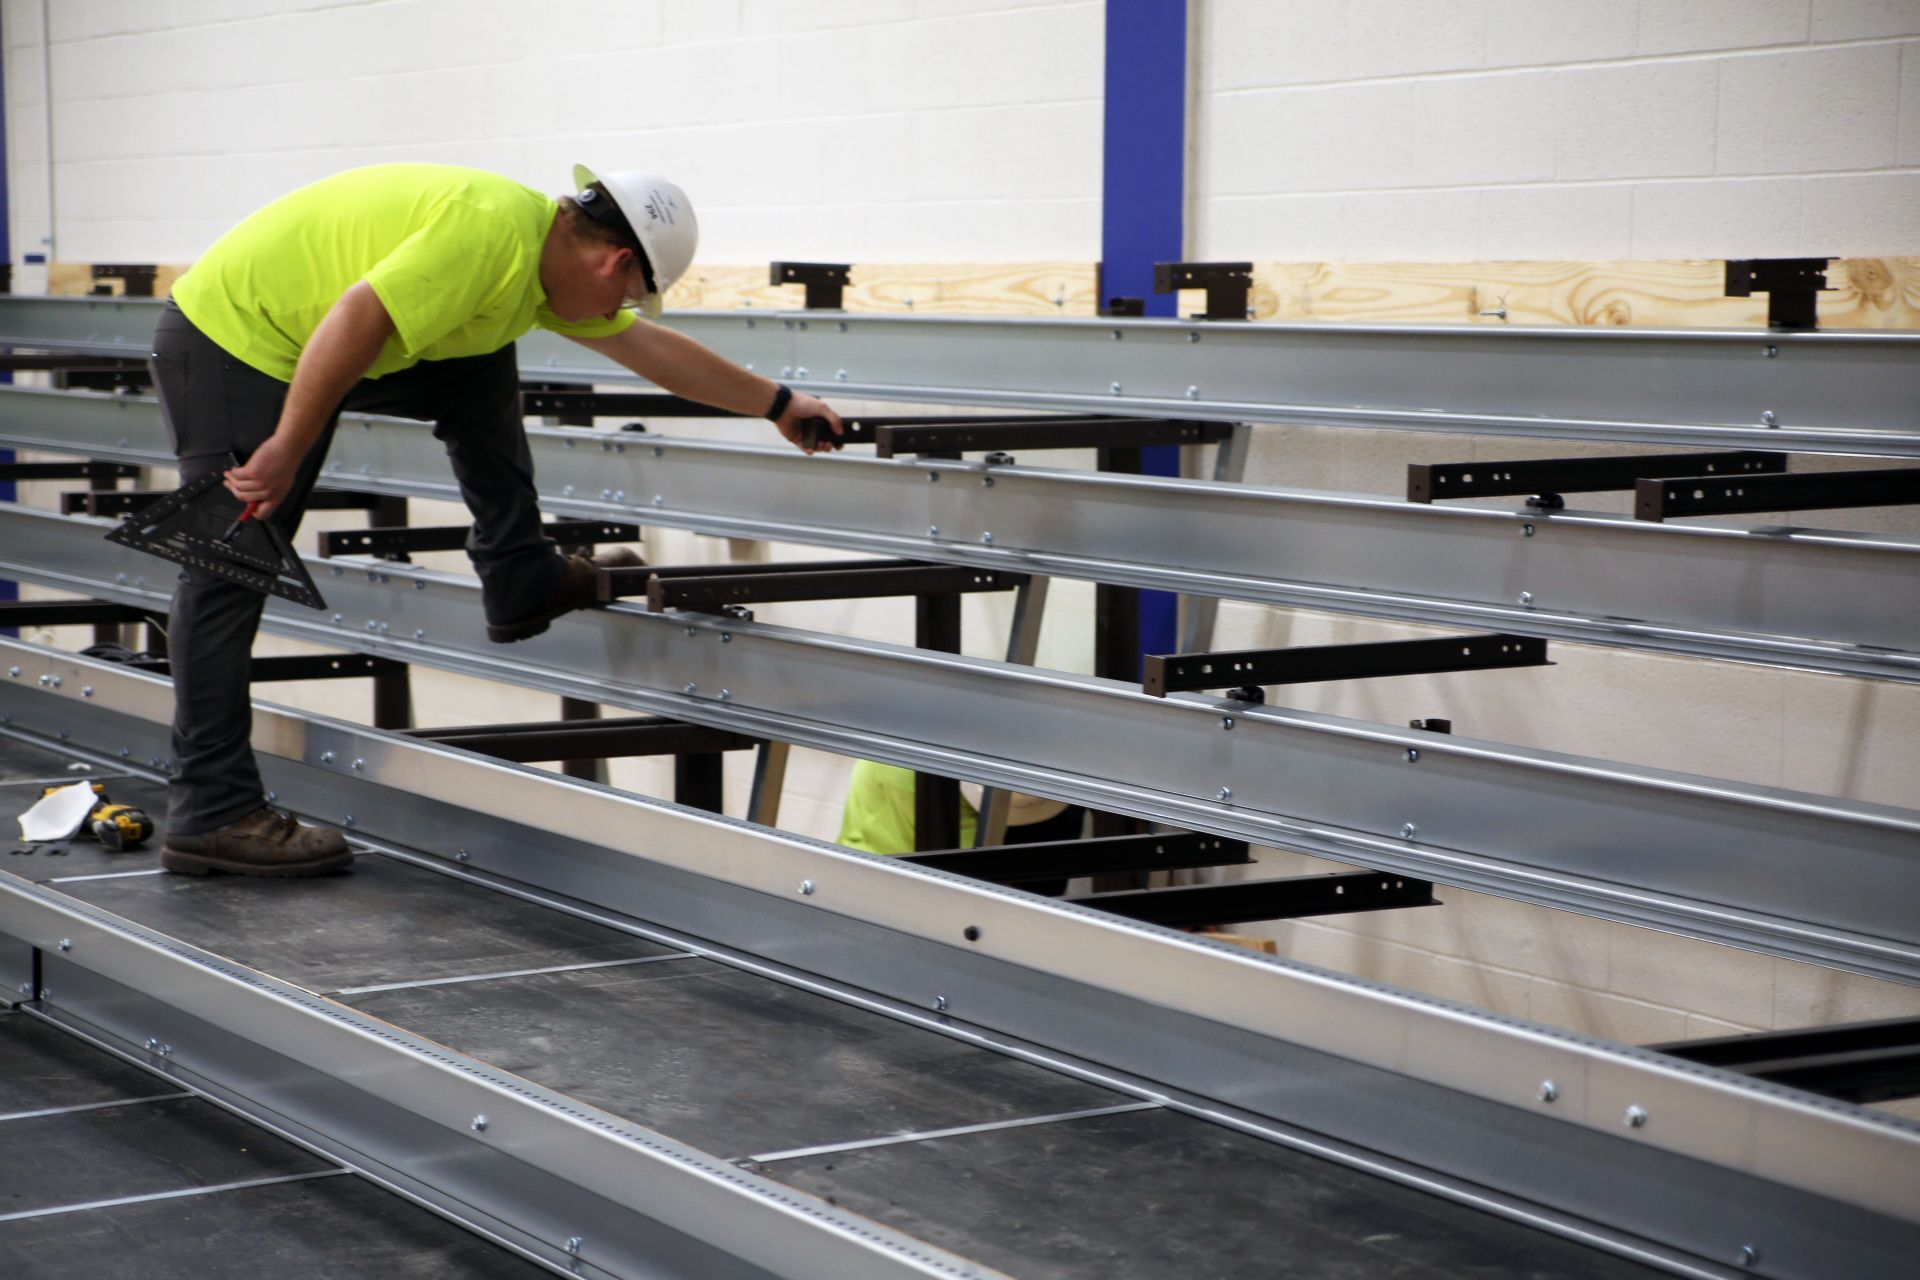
904, 832, 1252, 887
1153, 261, 1253, 321
319, 520, 639, 560
600, 559, 1025, 611
90, 263, 159, 297
1409, 451, 1787, 507
1725, 257, 1834, 330
1143, 634, 1550, 698
1068, 870, 1439, 929
1635, 467, 1920, 521
770, 261, 851, 310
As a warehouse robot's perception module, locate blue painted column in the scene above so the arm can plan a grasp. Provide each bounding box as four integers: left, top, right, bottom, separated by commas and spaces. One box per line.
0, 36, 15, 614
1100, 0, 1187, 673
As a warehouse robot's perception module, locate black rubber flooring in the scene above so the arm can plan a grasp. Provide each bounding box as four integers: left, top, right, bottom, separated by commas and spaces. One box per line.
348, 958, 1124, 1159
0, 1012, 178, 1114
0, 1175, 554, 1279
65, 853, 677, 993
0, 1012, 549, 1278
770, 1106, 1656, 1280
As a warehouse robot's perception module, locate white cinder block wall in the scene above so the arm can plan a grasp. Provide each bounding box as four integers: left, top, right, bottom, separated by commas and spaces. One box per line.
5, 2, 1918, 1089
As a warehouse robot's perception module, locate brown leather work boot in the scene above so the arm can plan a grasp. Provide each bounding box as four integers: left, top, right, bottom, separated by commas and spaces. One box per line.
486, 548, 641, 643
161, 807, 354, 878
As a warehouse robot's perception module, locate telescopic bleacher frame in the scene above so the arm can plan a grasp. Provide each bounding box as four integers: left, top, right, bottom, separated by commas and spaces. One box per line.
2, 295, 1918, 1278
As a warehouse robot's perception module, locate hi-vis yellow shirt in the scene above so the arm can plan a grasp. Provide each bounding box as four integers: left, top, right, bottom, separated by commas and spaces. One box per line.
171, 164, 635, 383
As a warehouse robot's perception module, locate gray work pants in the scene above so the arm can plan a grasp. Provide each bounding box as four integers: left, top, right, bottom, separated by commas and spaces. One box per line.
150, 303, 562, 835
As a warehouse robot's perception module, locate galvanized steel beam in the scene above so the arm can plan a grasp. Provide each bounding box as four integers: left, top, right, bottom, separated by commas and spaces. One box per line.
3, 384, 1916, 683
5, 293, 1920, 456
4, 641, 1920, 1279
2, 503, 1916, 988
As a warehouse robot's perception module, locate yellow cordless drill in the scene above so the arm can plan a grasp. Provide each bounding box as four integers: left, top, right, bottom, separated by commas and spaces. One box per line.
37, 783, 155, 852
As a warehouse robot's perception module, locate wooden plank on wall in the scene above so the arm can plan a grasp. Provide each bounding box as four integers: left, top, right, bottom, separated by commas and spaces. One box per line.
40, 257, 1920, 329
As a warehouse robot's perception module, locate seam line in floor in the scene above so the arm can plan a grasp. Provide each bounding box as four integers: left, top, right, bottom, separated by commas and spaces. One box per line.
745, 1100, 1163, 1165
0, 1167, 353, 1224
44, 868, 165, 884
331, 951, 699, 997
0, 1090, 195, 1124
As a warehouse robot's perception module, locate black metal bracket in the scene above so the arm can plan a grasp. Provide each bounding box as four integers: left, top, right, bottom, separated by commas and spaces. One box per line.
1143, 634, 1549, 697
1, 461, 140, 483
1153, 261, 1253, 321
1725, 257, 1834, 330
1068, 870, 1438, 928
599, 559, 1026, 611
64, 487, 394, 518
90, 263, 159, 297
1100, 296, 1146, 317
90, 651, 407, 683
866, 416, 1232, 459
0, 600, 158, 629
1409, 451, 1787, 506
1635, 467, 1920, 521
408, 715, 756, 762
769, 261, 851, 310
521, 385, 742, 424
1650, 1016, 1920, 1104
1409, 717, 1453, 734
903, 832, 1251, 887
319, 520, 640, 559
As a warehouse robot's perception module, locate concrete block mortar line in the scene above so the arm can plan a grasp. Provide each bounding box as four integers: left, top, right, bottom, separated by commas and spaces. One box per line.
1201, 32, 1920, 99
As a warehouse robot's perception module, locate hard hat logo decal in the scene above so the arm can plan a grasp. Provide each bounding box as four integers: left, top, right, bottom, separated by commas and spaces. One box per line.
644, 190, 677, 225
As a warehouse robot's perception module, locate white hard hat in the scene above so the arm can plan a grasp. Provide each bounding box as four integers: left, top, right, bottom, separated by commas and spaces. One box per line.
571, 163, 699, 318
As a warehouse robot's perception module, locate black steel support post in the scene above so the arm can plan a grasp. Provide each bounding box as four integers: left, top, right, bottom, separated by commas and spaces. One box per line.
1635, 467, 1920, 522
904, 832, 1253, 886
1092, 445, 1147, 852
914, 592, 963, 852
1143, 634, 1551, 698
872, 418, 1233, 458
1153, 261, 1254, 321
1725, 257, 1834, 330
1649, 1017, 1920, 1104
557, 697, 604, 782
363, 495, 413, 729
770, 261, 851, 310
1407, 451, 1787, 505
675, 751, 726, 814
1068, 871, 1439, 929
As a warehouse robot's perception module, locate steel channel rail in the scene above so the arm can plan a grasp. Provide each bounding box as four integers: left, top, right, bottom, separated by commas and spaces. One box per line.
4, 384, 1917, 683
5, 293, 1920, 456
3, 502, 1917, 988
3, 641, 1919, 1279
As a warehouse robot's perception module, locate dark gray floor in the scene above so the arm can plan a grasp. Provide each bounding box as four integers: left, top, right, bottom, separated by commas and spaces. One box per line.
65, 852, 678, 992
0, 1095, 329, 1217
0, 1175, 555, 1279
0, 732, 95, 782
349, 959, 1124, 1159
0, 1013, 178, 1114
770, 1106, 1657, 1280
0, 1015, 550, 1277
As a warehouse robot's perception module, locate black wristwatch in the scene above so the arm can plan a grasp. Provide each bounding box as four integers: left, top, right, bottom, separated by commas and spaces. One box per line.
765, 384, 793, 422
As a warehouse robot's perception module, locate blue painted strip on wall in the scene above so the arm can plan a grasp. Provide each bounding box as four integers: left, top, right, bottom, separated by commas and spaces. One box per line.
1, 29, 16, 612
1101, 0, 1187, 672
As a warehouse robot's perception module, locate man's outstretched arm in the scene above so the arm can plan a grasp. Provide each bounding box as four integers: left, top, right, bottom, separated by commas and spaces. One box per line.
566, 321, 843, 452
225, 281, 396, 514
